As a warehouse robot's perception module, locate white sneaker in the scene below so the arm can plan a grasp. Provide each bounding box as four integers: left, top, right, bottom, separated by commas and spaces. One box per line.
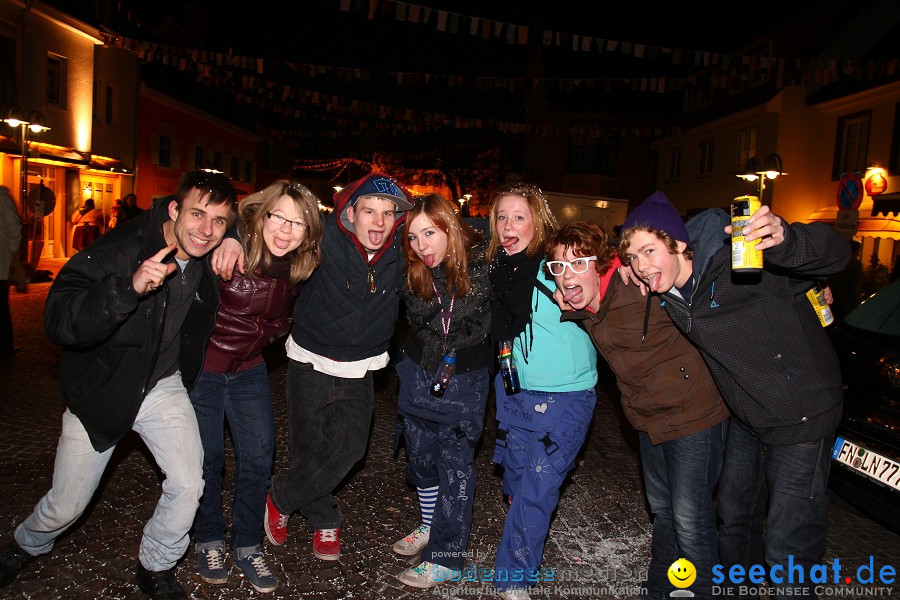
397, 560, 460, 589
498, 588, 533, 600
391, 524, 430, 556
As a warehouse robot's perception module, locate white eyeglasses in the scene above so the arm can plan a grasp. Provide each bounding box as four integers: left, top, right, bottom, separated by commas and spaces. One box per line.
546, 256, 597, 276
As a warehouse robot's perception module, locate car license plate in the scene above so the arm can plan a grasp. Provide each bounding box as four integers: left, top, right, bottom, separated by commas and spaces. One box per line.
832, 437, 900, 492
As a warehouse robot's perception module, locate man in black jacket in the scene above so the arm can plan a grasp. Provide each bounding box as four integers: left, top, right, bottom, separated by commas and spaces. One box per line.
619, 192, 849, 600
0, 170, 237, 600
261, 172, 413, 561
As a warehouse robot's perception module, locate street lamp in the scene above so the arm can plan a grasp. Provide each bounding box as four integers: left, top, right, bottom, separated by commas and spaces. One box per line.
458, 193, 472, 216
2, 104, 50, 223
736, 153, 786, 204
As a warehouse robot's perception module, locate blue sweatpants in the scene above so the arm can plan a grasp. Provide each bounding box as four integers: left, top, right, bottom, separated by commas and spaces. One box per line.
492, 382, 595, 593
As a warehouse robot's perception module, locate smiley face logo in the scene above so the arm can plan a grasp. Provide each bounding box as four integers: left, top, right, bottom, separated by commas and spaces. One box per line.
667, 558, 696, 588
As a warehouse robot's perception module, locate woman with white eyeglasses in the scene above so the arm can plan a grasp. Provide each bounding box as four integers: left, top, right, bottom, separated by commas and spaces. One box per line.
486, 183, 597, 600
188, 180, 322, 593
546, 221, 729, 600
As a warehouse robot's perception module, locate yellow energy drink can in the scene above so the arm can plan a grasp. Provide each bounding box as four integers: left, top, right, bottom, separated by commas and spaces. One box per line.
731, 195, 763, 272
806, 284, 834, 327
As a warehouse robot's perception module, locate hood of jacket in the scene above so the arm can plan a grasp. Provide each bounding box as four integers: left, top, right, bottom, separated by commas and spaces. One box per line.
334, 172, 411, 264
685, 208, 731, 281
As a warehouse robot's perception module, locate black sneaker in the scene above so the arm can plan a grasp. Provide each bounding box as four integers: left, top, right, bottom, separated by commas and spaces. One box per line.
0, 541, 37, 588
135, 564, 187, 599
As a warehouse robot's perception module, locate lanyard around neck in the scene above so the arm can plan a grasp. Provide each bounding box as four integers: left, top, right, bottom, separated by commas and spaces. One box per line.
431, 282, 455, 341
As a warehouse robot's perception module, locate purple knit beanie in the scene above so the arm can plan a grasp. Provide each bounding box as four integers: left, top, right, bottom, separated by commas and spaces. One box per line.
621, 191, 689, 243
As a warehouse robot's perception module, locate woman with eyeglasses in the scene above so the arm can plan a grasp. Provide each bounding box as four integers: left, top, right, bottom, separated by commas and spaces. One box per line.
486, 184, 597, 600
546, 221, 729, 600
392, 194, 492, 589
188, 180, 322, 593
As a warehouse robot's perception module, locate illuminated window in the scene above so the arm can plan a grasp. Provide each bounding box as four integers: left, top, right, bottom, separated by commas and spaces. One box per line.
47, 54, 67, 108
833, 111, 871, 179
159, 136, 171, 167
735, 129, 757, 171
889, 103, 900, 176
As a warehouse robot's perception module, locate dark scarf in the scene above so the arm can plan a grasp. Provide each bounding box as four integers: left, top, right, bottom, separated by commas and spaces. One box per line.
489, 247, 544, 358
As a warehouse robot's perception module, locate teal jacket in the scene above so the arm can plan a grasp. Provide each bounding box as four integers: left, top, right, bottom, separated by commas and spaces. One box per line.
513, 264, 597, 392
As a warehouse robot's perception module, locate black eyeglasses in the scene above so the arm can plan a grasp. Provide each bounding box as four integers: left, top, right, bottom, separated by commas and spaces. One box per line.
267, 212, 305, 231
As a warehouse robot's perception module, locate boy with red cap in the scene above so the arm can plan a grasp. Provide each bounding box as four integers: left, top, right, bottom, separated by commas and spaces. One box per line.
263, 173, 413, 561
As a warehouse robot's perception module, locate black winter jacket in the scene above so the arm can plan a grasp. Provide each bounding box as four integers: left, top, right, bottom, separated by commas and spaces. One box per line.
661, 209, 850, 445
402, 241, 492, 375
44, 197, 220, 452
290, 177, 407, 361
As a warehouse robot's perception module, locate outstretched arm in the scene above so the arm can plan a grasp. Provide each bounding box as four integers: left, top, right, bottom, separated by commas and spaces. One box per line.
724, 205, 849, 277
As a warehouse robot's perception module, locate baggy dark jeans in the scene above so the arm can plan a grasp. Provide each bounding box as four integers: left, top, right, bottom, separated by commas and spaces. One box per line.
269, 359, 374, 530
718, 420, 832, 600
395, 357, 489, 571
638, 420, 728, 600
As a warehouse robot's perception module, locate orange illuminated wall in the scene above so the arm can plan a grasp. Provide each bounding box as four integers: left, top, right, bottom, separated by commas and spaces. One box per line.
134, 87, 259, 208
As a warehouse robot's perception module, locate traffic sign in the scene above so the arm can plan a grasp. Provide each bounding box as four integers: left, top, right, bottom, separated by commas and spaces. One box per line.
836, 173, 863, 210
835, 209, 859, 238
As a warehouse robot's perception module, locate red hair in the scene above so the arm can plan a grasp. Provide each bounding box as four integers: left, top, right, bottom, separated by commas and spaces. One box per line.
403, 194, 482, 300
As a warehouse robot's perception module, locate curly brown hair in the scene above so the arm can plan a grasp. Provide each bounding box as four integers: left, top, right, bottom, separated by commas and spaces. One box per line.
544, 221, 617, 276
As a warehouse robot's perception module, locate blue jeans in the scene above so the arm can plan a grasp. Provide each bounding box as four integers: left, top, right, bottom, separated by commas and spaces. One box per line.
270, 360, 374, 530
189, 361, 275, 550
639, 420, 728, 600
15, 373, 204, 571
718, 420, 832, 599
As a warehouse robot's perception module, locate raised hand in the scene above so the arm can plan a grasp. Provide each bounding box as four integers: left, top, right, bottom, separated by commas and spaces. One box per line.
132, 243, 177, 295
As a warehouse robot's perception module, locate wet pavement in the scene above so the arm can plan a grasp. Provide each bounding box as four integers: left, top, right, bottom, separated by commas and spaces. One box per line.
1, 258, 898, 600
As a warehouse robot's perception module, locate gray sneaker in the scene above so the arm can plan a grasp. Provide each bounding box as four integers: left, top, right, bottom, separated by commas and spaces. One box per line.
195, 541, 229, 585
233, 547, 278, 593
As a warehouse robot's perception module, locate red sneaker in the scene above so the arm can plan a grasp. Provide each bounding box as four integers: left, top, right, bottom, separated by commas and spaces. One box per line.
264, 493, 289, 546
312, 528, 340, 561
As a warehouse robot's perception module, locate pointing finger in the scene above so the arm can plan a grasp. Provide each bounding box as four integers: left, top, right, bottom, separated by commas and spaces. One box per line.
149, 242, 178, 264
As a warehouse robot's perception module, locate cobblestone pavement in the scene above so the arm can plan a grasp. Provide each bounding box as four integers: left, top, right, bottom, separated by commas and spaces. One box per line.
1, 259, 898, 600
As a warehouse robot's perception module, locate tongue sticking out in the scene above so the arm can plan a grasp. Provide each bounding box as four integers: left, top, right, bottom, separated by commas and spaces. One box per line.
648, 273, 661, 293
424, 255, 436, 268
562, 286, 581, 303
501, 237, 519, 249
368, 231, 384, 247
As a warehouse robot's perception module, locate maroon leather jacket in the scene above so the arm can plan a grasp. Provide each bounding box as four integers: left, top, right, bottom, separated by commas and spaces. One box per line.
202, 264, 300, 373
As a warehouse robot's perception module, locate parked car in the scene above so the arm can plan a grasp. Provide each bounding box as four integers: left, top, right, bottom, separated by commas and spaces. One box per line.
828, 278, 900, 533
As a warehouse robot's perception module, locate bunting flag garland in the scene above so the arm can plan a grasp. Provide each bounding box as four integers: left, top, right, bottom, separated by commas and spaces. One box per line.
96, 0, 900, 140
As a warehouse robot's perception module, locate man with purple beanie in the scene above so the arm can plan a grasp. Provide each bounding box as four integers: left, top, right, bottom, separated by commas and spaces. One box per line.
619, 192, 849, 599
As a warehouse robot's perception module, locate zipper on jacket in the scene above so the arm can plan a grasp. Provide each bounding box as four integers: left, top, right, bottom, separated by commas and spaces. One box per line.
141, 286, 168, 397
367, 265, 376, 293
663, 293, 693, 333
